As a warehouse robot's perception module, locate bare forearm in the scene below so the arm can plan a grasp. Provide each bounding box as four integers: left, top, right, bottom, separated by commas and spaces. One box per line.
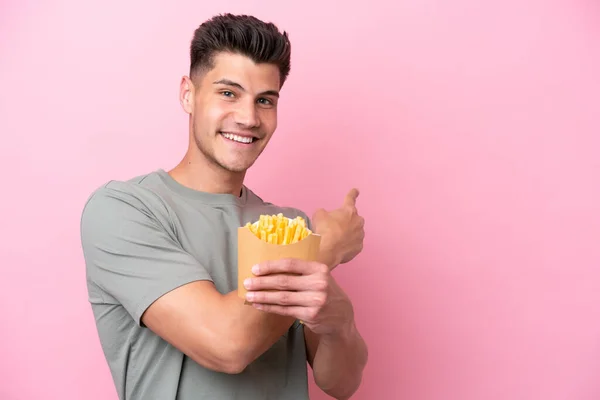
142, 280, 295, 374
223, 291, 296, 368
317, 246, 341, 271
229, 247, 341, 368
308, 322, 368, 400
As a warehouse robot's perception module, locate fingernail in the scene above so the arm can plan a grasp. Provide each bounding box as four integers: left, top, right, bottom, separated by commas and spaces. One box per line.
251, 264, 260, 274
243, 278, 252, 289
246, 292, 255, 301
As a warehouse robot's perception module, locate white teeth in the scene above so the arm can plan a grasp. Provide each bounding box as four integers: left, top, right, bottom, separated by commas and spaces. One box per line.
222, 132, 253, 144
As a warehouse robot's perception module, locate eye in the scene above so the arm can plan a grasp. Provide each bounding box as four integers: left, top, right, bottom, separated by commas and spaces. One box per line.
221, 90, 235, 98
257, 98, 273, 106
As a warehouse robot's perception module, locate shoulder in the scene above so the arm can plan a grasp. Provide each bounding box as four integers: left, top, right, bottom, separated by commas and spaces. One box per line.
80, 171, 173, 236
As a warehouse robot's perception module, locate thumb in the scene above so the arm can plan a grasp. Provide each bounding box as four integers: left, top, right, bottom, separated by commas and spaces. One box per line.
344, 188, 360, 207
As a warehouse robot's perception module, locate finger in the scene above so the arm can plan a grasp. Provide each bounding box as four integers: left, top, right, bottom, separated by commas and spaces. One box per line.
246, 290, 324, 307
359, 216, 365, 227
312, 207, 328, 221
253, 258, 325, 276
244, 273, 314, 291
344, 188, 360, 207
252, 303, 305, 318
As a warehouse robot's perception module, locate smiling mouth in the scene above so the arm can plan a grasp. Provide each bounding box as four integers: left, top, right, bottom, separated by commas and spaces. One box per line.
220, 132, 258, 144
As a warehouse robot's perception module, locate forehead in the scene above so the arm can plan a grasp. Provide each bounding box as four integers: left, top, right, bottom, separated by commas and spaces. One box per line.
201, 51, 281, 92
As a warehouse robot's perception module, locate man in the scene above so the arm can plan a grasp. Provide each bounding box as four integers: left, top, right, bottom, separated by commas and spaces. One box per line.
80, 13, 368, 400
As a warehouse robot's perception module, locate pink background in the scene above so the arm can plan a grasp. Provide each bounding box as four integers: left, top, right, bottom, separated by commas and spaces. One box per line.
1, 1, 599, 399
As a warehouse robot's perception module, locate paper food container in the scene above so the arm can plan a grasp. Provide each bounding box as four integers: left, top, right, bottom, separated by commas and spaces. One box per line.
238, 215, 321, 301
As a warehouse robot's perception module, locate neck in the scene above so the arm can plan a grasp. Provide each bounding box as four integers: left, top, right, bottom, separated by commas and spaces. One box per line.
169, 153, 246, 197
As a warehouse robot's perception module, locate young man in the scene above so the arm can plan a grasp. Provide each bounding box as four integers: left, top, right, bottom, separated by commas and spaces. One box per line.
80, 13, 368, 400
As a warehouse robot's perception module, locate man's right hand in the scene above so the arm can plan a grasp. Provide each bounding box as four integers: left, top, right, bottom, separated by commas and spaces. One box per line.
311, 188, 365, 268
243, 258, 354, 336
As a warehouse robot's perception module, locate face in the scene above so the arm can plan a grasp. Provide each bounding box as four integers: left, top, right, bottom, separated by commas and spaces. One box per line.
179, 52, 281, 173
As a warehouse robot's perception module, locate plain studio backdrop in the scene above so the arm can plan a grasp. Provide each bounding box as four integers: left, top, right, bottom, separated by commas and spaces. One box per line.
1, 1, 599, 399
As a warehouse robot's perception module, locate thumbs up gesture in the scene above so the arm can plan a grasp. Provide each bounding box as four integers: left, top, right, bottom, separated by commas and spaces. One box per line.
312, 188, 365, 268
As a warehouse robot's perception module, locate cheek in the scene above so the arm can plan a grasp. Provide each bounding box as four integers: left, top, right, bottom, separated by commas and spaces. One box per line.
206, 106, 224, 123
199, 99, 230, 126
260, 109, 278, 131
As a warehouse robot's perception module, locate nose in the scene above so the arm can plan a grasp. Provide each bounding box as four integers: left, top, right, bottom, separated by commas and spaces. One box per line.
234, 99, 260, 129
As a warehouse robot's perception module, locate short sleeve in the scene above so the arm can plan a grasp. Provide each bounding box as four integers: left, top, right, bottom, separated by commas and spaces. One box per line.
80, 184, 213, 326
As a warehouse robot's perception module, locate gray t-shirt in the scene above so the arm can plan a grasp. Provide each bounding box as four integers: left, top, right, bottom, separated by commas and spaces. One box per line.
80, 169, 312, 400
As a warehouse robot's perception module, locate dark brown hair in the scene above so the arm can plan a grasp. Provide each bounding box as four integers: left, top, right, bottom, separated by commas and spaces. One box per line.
190, 13, 291, 86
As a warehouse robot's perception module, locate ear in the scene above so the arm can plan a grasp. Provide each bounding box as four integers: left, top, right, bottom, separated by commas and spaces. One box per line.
179, 76, 194, 114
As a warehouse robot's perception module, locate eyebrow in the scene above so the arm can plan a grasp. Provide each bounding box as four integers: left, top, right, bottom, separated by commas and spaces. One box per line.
213, 78, 279, 98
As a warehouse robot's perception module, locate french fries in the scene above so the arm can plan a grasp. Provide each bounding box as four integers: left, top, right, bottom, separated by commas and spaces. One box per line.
244, 213, 312, 245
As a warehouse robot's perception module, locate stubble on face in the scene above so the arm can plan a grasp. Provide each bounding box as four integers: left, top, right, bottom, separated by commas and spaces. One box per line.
188, 52, 281, 175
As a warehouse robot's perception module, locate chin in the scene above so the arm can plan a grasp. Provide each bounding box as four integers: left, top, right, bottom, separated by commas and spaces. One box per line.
223, 166, 249, 173
219, 160, 256, 173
